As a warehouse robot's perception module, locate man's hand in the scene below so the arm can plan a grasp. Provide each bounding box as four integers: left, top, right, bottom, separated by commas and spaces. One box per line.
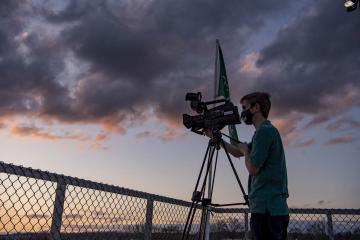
238, 143, 249, 156
203, 129, 213, 138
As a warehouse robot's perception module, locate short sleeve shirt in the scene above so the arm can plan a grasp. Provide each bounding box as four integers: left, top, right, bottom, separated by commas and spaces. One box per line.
247, 120, 289, 216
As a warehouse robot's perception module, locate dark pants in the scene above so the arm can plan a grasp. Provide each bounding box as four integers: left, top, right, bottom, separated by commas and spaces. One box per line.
250, 209, 289, 240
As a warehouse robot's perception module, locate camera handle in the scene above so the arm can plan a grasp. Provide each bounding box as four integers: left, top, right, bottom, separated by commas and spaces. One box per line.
181, 131, 248, 240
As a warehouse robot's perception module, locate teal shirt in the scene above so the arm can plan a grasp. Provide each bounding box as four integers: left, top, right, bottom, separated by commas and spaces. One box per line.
247, 120, 289, 216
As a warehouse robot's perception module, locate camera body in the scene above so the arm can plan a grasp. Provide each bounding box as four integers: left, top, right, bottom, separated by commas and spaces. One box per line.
183, 92, 241, 134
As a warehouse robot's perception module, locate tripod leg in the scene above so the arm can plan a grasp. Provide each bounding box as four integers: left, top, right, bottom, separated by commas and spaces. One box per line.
194, 144, 212, 193
182, 143, 215, 240
220, 139, 249, 203
182, 201, 196, 240
210, 149, 219, 197
199, 146, 216, 195
196, 146, 217, 240
203, 149, 219, 240
199, 206, 209, 240
186, 201, 199, 240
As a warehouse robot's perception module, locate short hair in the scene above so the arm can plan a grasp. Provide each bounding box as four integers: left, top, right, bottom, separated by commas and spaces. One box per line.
240, 92, 271, 118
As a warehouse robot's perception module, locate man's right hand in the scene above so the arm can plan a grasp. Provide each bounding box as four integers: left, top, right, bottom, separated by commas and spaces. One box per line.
204, 129, 213, 138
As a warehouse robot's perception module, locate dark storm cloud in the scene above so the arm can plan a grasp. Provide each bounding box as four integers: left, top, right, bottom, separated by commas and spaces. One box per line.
0, 0, 20, 18
42, 0, 90, 23
254, 0, 360, 125
58, 0, 279, 82
39, 0, 290, 128
5, 0, 352, 140
0, 32, 70, 118
0, 1, 71, 124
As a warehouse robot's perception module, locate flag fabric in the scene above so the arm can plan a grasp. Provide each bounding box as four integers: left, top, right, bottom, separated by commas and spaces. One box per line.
214, 40, 239, 145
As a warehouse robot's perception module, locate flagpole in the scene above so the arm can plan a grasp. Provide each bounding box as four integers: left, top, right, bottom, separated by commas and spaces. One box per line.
204, 40, 219, 240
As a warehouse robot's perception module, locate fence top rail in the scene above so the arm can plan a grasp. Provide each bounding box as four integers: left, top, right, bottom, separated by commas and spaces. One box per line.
213, 207, 360, 215
0, 161, 191, 207
289, 208, 360, 215
0, 161, 359, 214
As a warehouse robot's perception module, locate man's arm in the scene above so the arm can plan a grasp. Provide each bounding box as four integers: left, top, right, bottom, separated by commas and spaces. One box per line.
206, 131, 259, 175
222, 141, 244, 158
204, 129, 243, 158
225, 141, 259, 175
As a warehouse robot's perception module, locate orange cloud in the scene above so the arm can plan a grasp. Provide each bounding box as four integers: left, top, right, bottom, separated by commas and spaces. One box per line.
239, 52, 261, 75
10, 125, 59, 140
8, 124, 111, 150
95, 132, 108, 142
154, 113, 186, 141
271, 112, 304, 146
100, 118, 126, 134
160, 127, 185, 140
10, 125, 91, 142
90, 132, 110, 150
135, 128, 186, 142
325, 136, 354, 145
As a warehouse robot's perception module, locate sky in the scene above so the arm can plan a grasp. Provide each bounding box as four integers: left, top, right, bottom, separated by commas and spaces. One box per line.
0, 0, 359, 209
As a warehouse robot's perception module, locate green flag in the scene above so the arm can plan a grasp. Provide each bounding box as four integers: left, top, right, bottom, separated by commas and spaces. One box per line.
214, 40, 239, 145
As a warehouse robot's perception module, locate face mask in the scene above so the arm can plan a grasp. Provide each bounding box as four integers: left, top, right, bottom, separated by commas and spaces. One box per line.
241, 109, 253, 125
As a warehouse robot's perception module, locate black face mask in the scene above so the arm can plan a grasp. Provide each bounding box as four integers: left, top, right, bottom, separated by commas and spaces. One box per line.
241, 103, 255, 125
241, 109, 253, 125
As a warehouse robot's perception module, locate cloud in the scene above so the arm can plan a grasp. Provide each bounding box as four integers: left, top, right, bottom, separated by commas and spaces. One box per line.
239, 52, 262, 75
325, 136, 354, 145
10, 124, 91, 143
11, 125, 59, 140
135, 126, 186, 142
160, 127, 185, 141
9, 123, 110, 150
40, 0, 90, 23
294, 138, 315, 148
254, 0, 360, 124
0, 0, 293, 141
271, 112, 304, 146
0, 0, 358, 146
90, 132, 110, 150
135, 131, 154, 142
326, 117, 360, 131
233, 0, 360, 146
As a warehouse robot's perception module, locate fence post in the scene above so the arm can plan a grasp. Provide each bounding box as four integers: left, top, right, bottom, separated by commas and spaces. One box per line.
144, 197, 154, 240
245, 212, 249, 232
50, 183, 66, 240
326, 213, 334, 240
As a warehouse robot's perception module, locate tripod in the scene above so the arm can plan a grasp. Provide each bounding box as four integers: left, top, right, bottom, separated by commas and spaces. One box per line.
181, 129, 249, 240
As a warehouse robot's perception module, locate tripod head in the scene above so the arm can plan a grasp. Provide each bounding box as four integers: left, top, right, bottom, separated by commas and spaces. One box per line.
208, 128, 223, 150
206, 128, 243, 150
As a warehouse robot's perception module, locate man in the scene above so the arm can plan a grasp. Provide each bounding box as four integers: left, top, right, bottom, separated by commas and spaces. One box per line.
205, 92, 289, 240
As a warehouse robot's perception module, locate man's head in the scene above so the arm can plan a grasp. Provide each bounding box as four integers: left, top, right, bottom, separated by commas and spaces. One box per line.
240, 92, 271, 125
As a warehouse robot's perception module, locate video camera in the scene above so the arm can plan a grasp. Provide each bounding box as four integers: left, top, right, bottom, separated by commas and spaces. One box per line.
182, 92, 241, 134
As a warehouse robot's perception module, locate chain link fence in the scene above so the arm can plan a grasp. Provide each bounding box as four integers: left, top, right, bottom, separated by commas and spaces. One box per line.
0, 161, 359, 240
